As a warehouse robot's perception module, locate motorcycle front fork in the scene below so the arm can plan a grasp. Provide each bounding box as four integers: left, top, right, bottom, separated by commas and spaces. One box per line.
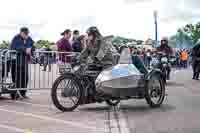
162, 66, 170, 80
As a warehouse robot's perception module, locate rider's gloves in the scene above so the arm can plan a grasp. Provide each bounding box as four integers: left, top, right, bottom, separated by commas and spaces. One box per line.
79, 63, 86, 73
94, 56, 101, 64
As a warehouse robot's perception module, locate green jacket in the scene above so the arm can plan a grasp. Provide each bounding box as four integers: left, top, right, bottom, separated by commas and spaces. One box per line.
80, 38, 114, 68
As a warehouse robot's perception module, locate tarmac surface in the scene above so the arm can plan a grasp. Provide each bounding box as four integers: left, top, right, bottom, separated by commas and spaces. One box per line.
0, 68, 199, 133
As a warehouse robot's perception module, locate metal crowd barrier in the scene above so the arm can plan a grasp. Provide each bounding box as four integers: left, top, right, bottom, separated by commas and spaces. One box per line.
0, 50, 79, 92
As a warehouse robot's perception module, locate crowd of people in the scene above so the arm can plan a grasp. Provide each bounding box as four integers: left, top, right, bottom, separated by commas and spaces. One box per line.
4, 26, 200, 99
113, 43, 191, 69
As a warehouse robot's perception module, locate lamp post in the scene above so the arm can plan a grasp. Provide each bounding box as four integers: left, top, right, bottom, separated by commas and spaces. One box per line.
154, 10, 158, 48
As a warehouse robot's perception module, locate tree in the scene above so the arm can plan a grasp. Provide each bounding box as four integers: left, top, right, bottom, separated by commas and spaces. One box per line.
182, 22, 200, 44
0, 40, 10, 49
112, 36, 138, 46
35, 40, 54, 49
136, 40, 143, 45
169, 29, 193, 49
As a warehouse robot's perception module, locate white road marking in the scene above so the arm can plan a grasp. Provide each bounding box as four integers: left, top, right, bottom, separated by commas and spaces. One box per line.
0, 107, 104, 132
0, 124, 28, 133
106, 106, 131, 133
117, 110, 132, 133
5, 100, 82, 112
7, 100, 51, 108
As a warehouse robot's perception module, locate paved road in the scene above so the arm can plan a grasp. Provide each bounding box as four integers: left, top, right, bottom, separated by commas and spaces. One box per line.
0, 68, 199, 133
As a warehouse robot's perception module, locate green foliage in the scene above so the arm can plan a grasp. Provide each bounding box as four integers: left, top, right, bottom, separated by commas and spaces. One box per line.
0, 40, 10, 49
182, 23, 200, 44
169, 31, 193, 48
169, 23, 199, 48
112, 36, 137, 46
171, 22, 200, 47
35, 40, 54, 49
136, 40, 144, 45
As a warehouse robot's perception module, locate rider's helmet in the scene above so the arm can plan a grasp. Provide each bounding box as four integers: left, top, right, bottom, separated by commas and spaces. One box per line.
161, 37, 168, 46
86, 26, 102, 39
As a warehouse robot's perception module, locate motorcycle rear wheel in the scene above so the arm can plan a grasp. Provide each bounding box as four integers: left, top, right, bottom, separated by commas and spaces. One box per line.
145, 73, 165, 108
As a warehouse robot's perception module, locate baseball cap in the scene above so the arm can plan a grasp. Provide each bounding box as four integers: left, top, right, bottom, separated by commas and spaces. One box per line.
61, 29, 71, 36
73, 30, 79, 35
20, 27, 29, 35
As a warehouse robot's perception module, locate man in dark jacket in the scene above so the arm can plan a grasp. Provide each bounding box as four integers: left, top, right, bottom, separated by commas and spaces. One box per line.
72, 35, 85, 53
72, 30, 79, 42
10, 27, 34, 99
191, 41, 200, 80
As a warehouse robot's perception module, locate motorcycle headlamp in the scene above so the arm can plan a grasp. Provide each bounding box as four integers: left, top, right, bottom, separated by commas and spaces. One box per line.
73, 66, 80, 71
161, 57, 168, 63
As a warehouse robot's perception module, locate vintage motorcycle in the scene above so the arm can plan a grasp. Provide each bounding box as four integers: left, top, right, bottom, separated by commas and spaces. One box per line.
51, 52, 166, 112
151, 52, 171, 83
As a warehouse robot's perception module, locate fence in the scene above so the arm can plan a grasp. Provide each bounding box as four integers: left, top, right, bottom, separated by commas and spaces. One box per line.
0, 50, 79, 92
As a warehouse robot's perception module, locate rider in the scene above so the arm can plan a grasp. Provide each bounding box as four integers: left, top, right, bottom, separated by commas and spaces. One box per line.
79, 26, 114, 70
156, 37, 173, 80
191, 39, 200, 80
157, 37, 173, 57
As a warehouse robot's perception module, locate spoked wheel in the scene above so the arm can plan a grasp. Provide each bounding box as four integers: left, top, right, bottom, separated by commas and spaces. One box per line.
145, 74, 165, 108
106, 99, 120, 106
51, 74, 82, 112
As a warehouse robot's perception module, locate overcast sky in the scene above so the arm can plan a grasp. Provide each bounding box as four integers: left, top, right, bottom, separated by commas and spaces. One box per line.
0, 0, 200, 42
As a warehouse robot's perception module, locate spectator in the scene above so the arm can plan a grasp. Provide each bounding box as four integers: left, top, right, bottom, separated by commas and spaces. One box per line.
43, 47, 52, 72
113, 44, 120, 53
39, 46, 46, 66
56, 29, 72, 63
119, 45, 128, 54
146, 49, 152, 68
10, 27, 34, 99
175, 50, 180, 68
72, 30, 79, 44
72, 35, 85, 53
180, 49, 188, 68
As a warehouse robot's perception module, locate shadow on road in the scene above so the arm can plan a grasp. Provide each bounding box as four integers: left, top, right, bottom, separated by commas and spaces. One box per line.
120, 104, 175, 113
79, 103, 175, 114
0, 96, 11, 101
79, 105, 110, 112
166, 81, 184, 87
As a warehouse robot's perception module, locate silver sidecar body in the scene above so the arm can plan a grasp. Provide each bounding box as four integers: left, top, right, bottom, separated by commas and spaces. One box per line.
95, 48, 146, 97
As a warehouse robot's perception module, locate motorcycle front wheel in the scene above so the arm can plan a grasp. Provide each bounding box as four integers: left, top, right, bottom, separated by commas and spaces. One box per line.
51, 73, 83, 112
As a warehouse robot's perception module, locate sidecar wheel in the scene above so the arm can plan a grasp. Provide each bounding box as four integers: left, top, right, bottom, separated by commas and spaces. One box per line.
145, 74, 165, 108
51, 73, 82, 112
106, 99, 120, 106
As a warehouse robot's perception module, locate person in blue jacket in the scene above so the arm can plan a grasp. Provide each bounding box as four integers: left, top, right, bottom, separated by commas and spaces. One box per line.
10, 27, 34, 99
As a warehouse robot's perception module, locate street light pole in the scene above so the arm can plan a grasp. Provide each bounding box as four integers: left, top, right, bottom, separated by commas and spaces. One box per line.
154, 10, 158, 48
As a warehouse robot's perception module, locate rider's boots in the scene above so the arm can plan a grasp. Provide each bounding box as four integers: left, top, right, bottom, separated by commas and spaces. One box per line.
193, 72, 197, 80
166, 67, 171, 80
195, 73, 199, 80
